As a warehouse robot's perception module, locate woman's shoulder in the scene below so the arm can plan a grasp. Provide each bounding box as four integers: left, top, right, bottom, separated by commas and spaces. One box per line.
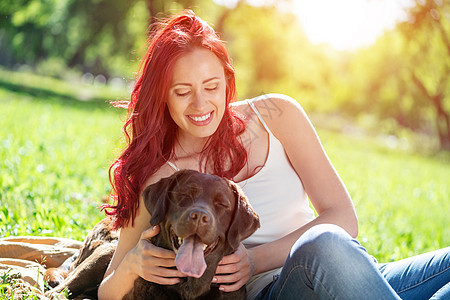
233, 94, 307, 132
142, 163, 175, 191
120, 164, 175, 231
233, 93, 304, 116
236, 94, 312, 143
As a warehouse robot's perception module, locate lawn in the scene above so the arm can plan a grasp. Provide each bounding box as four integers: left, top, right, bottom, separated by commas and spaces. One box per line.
1, 69, 449, 265
0, 68, 127, 240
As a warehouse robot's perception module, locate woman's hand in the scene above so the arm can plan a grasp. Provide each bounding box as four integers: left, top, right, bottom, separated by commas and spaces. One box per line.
128, 225, 186, 285
212, 243, 255, 292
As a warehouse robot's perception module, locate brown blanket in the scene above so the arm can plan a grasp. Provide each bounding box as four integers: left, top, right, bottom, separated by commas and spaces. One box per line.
0, 236, 82, 299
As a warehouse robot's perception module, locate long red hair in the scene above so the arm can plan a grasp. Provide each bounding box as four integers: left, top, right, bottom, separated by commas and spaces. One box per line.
103, 10, 247, 229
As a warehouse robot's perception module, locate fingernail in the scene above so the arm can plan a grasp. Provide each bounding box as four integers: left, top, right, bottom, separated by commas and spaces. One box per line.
212, 277, 217, 283
219, 287, 225, 291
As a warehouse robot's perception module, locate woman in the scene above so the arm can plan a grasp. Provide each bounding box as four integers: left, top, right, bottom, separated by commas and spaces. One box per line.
98, 10, 449, 299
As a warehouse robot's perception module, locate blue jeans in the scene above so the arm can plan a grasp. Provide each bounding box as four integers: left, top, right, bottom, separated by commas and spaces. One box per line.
255, 224, 450, 300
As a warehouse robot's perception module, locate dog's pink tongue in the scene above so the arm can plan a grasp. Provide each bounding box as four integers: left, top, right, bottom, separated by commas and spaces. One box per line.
175, 235, 207, 278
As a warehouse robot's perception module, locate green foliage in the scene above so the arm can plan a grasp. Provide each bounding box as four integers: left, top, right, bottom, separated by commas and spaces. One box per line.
343, 0, 450, 151
0, 0, 147, 77
224, 3, 334, 111
0, 266, 70, 299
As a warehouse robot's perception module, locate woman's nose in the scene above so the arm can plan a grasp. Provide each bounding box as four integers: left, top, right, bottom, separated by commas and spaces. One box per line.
191, 91, 208, 110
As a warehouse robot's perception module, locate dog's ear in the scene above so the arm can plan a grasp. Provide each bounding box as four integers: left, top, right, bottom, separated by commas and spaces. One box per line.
142, 175, 175, 226
226, 181, 260, 251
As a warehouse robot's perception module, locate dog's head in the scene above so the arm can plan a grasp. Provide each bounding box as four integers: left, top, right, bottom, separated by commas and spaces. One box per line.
142, 170, 260, 278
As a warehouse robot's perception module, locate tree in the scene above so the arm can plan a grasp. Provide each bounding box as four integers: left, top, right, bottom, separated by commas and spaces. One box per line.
398, 0, 450, 150
0, 0, 143, 77
343, 0, 450, 151
0, 0, 244, 78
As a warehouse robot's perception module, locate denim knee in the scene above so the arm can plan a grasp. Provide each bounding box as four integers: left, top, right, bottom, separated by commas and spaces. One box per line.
266, 225, 401, 299
289, 224, 366, 269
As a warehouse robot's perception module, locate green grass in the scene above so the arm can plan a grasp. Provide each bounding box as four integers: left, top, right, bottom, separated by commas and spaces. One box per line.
0, 68, 449, 265
0, 68, 127, 240
319, 130, 449, 262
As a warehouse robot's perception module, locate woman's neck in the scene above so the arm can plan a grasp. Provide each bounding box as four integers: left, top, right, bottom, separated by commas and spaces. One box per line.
171, 132, 209, 169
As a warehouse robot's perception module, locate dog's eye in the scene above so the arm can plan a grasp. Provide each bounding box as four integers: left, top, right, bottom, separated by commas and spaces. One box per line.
177, 194, 194, 206
169, 191, 194, 206
214, 195, 230, 210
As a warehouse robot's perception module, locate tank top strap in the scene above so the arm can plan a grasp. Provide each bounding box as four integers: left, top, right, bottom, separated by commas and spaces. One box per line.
166, 161, 180, 172
246, 99, 272, 135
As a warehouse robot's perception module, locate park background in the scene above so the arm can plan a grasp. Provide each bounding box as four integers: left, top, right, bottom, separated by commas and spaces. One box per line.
0, 0, 449, 290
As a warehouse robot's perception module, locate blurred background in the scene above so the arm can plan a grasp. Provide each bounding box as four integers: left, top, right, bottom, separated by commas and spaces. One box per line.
1, 0, 449, 153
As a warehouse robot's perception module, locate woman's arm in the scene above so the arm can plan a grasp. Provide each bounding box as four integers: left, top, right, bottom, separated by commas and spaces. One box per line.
98, 169, 186, 299
262, 94, 358, 238
215, 94, 358, 291
98, 217, 150, 300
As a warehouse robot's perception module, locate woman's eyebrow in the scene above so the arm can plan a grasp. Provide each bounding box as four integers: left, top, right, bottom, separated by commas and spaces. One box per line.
172, 77, 220, 87
203, 77, 220, 84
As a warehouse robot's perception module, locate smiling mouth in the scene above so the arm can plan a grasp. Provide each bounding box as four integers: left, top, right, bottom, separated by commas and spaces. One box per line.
187, 112, 212, 123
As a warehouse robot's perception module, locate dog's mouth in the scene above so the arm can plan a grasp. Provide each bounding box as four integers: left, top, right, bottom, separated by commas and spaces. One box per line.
170, 229, 219, 278
171, 230, 219, 257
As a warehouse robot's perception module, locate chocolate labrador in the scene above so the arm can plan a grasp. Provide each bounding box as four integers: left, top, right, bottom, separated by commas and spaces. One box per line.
124, 170, 260, 300
45, 170, 259, 299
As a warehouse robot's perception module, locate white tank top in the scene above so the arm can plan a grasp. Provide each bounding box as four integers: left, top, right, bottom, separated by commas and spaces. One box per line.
167, 98, 315, 245
238, 99, 315, 246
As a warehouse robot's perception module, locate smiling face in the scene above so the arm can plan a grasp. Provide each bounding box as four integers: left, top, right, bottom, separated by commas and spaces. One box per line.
167, 47, 227, 144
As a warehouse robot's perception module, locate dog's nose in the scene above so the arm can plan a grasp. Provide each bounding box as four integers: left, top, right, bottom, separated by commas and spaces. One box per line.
188, 209, 210, 226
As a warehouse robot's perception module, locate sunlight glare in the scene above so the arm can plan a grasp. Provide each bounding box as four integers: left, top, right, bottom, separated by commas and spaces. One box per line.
292, 0, 413, 51
213, 0, 414, 51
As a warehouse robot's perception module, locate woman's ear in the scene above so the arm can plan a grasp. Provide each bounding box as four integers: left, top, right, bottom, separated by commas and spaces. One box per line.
226, 181, 260, 251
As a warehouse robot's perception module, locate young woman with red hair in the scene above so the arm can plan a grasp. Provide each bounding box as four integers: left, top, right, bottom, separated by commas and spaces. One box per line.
98, 10, 449, 300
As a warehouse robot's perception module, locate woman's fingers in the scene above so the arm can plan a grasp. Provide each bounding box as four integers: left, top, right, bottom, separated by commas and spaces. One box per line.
140, 264, 185, 279
215, 262, 241, 275
133, 225, 186, 284
218, 279, 247, 292
211, 244, 256, 292
140, 225, 160, 240
144, 271, 182, 285
139, 226, 176, 260
213, 270, 247, 292
141, 242, 176, 260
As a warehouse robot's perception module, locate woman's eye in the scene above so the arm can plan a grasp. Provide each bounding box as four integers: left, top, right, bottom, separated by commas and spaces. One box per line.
205, 84, 218, 91
175, 89, 190, 97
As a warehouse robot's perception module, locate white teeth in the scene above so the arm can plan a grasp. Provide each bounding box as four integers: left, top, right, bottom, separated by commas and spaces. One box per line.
178, 237, 183, 245
190, 112, 211, 122
203, 244, 207, 251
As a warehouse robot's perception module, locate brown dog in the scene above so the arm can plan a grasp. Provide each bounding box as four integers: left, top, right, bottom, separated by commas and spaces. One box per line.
124, 170, 260, 300
45, 218, 118, 299
45, 170, 259, 299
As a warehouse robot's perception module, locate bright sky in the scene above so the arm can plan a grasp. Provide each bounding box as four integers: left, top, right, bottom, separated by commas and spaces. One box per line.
214, 0, 415, 51
291, 0, 415, 51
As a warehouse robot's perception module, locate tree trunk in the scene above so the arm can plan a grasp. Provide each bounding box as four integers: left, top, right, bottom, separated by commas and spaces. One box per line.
412, 73, 450, 151
433, 95, 450, 151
